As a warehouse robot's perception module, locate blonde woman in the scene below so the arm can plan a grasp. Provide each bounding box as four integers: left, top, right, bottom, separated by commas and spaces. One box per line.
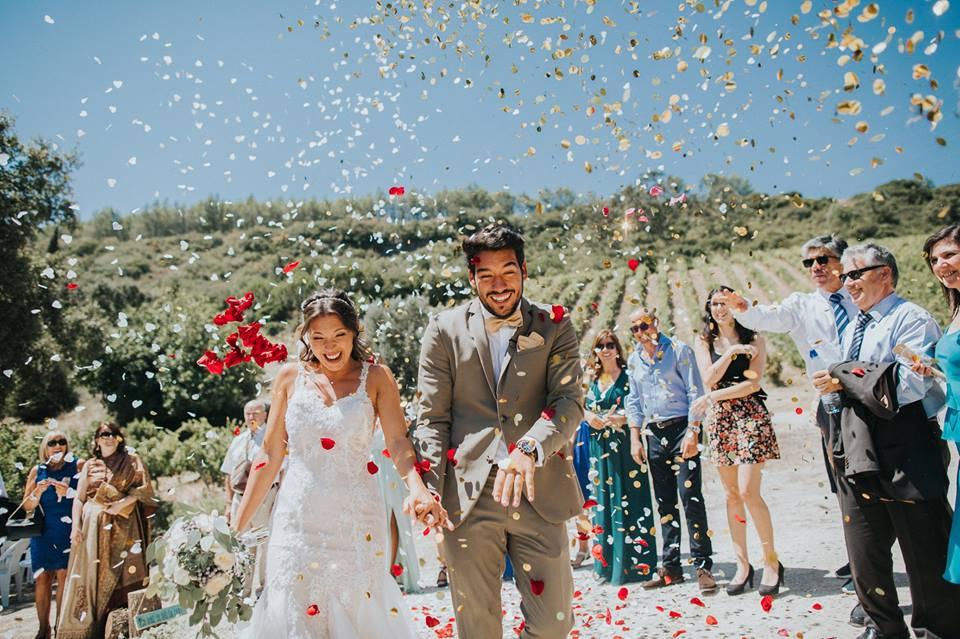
21, 431, 82, 639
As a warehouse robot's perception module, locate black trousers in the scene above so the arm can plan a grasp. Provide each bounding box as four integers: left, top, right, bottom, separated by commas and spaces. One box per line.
646, 417, 713, 570
815, 402, 839, 494
836, 473, 960, 639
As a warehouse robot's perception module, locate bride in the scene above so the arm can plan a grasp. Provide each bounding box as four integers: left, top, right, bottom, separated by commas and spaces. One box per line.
232, 288, 449, 638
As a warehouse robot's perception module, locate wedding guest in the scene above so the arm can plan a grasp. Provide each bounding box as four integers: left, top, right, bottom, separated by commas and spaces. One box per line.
21, 431, 82, 639
812, 243, 960, 639
715, 234, 859, 597
692, 287, 783, 597
586, 328, 657, 585
921, 225, 960, 585
625, 310, 717, 594
58, 422, 156, 639
221, 398, 279, 594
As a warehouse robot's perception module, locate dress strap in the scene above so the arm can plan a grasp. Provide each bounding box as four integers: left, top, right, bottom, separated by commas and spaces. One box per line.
358, 360, 371, 391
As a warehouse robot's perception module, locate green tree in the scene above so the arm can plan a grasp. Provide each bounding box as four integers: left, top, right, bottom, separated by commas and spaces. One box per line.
362, 294, 434, 398
0, 112, 79, 418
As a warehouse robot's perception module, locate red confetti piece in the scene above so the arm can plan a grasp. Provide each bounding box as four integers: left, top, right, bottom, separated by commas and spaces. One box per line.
66, 282, 78, 290
414, 460, 431, 476
592, 544, 608, 567
196, 350, 224, 375
669, 610, 682, 618
550, 304, 565, 323
254, 461, 267, 471
811, 602, 823, 611
282, 260, 301, 273
672, 631, 686, 638
705, 615, 718, 626
390, 564, 403, 577
306, 604, 319, 617
508, 443, 517, 454
388, 186, 406, 196
602, 207, 610, 216
735, 514, 747, 524
530, 579, 545, 596
382, 448, 391, 458
424, 615, 440, 628
446, 448, 458, 467
690, 597, 705, 607
232, 427, 241, 436
617, 587, 629, 601
636, 538, 650, 547
638, 563, 651, 575
321, 438, 336, 450
627, 258, 641, 272
367, 461, 379, 475
541, 407, 557, 420
760, 595, 774, 612
582, 499, 598, 509
795, 407, 804, 415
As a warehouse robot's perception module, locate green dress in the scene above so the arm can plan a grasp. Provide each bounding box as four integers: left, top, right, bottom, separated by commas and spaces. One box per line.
587, 369, 657, 584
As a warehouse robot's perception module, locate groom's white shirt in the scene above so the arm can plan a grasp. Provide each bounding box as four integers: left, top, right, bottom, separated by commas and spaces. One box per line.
480, 304, 544, 466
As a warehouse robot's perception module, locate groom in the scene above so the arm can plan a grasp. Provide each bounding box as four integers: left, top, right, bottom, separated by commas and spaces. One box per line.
413, 223, 584, 638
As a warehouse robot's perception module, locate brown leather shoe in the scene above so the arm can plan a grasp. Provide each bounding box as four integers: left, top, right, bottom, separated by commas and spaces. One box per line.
642, 566, 685, 589
697, 567, 718, 594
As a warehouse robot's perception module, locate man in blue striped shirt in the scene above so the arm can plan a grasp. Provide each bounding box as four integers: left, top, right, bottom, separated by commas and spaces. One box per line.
625, 308, 716, 593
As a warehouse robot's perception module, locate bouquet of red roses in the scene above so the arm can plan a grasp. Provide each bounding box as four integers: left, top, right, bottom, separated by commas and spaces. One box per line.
197, 292, 287, 374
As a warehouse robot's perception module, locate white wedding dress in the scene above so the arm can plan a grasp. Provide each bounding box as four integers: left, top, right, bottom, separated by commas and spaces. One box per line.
242, 362, 416, 638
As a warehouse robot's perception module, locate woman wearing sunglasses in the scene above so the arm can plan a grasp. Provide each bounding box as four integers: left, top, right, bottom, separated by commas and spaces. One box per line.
58, 422, 156, 639
582, 329, 657, 584
692, 287, 783, 597
21, 431, 82, 639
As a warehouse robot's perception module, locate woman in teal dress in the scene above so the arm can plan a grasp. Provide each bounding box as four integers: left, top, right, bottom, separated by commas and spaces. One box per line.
921, 225, 960, 584
585, 329, 657, 585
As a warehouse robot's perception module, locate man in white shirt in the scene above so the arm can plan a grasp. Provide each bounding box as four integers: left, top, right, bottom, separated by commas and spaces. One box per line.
221, 398, 280, 593
714, 235, 860, 596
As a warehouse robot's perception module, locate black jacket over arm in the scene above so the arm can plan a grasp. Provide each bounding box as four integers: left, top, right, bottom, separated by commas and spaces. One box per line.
828, 360, 949, 502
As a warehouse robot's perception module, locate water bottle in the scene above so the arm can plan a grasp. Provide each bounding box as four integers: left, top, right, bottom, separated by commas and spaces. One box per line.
809, 348, 843, 414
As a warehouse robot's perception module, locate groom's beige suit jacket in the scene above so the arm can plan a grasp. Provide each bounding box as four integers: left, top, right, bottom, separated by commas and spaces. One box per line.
414, 297, 585, 528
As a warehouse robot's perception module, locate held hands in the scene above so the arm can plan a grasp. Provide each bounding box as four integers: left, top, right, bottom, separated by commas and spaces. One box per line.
492, 449, 536, 507
403, 488, 453, 533
812, 369, 843, 395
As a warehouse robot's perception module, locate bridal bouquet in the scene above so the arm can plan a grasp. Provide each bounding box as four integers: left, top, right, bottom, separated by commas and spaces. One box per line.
145, 511, 256, 636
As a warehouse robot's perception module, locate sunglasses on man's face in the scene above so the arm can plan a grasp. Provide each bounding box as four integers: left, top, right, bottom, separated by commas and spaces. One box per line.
802, 255, 835, 268
596, 342, 617, 351
47, 438, 67, 447
630, 322, 653, 333
97, 432, 117, 440
839, 264, 886, 284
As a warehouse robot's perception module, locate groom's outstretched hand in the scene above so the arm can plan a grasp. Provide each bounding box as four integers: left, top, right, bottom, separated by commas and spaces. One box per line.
493, 450, 536, 508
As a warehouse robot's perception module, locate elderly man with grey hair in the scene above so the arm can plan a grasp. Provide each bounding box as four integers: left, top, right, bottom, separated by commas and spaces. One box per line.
714, 235, 860, 595
812, 242, 960, 639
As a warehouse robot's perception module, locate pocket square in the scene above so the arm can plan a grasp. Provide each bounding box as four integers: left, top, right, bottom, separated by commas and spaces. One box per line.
517, 332, 545, 351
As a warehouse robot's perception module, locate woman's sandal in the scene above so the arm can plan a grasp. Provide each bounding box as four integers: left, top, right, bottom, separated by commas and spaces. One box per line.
436, 566, 449, 588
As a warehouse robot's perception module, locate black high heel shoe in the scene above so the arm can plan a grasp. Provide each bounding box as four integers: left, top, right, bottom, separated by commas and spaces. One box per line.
725, 564, 754, 595
758, 562, 785, 597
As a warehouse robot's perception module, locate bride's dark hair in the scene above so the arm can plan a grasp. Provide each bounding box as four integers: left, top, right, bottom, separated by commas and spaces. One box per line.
297, 288, 373, 365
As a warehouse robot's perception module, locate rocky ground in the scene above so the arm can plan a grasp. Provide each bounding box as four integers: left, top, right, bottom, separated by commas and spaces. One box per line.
2, 386, 955, 638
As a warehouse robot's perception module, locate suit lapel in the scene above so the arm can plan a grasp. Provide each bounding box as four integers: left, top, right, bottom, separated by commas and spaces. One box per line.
467, 299, 498, 399
497, 298, 535, 394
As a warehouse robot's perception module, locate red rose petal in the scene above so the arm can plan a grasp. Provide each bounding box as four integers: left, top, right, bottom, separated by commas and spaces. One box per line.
735, 514, 747, 524
852, 367, 866, 377
232, 427, 241, 436
66, 282, 78, 290
627, 258, 641, 272
320, 438, 336, 450
668, 610, 682, 618
306, 604, 319, 616
582, 499, 598, 509
550, 304, 565, 323
367, 461, 379, 475
672, 632, 686, 638
530, 579, 545, 596
541, 407, 557, 420
795, 407, 804, 415
812, 602, 823, 611
282, 260, 301, 273
424, 615, 440, 628
254, 461, 267, 471
760, 595, 774, 612
446, 448, 458, 467
382, 448, 391, 458
390, 563, 403, 577
690, 597, 705, 607
617, 587, 628, 601
705, 615, 718, 625
602, 207, 610, 216
196, 350, 224, 375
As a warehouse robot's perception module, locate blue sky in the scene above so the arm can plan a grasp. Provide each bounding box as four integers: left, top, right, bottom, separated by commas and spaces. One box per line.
2, 0, 959, 217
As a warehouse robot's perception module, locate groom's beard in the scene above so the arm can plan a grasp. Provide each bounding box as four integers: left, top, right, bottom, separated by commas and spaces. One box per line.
478, 284, 524, 319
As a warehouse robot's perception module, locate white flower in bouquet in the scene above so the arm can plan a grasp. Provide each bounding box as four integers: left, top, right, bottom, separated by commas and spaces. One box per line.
213, 551, 235, 571
203, 572, 231, 597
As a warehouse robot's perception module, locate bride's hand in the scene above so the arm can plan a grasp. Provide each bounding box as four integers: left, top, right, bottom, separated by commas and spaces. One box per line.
405, 489, 453, 532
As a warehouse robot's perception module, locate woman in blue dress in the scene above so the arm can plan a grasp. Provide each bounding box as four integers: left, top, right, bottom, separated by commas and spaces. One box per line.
919, 225, 960, 584
21, 431, 82, 639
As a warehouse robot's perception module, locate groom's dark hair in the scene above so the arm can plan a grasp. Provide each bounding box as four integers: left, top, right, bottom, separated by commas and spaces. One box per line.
463, 223, 525, 274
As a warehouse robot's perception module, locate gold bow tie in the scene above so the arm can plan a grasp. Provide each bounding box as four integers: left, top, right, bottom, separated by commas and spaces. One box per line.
485, 309, 523, 333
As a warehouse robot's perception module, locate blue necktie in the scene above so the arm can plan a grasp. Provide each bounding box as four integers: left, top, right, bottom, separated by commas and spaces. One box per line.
830, 292, 850, 336
847, 312, 871, 360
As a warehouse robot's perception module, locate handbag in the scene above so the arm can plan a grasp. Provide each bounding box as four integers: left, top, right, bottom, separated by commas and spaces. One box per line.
5, 500, 45, 541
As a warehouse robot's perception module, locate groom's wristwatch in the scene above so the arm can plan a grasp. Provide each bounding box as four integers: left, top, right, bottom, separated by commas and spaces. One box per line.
515, 438, 539, 462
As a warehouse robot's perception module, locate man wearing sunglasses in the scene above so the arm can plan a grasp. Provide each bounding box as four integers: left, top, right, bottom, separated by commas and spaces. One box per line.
811, 243, 959, 639
713, 235, 861, 597
624, 309, 716, 594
